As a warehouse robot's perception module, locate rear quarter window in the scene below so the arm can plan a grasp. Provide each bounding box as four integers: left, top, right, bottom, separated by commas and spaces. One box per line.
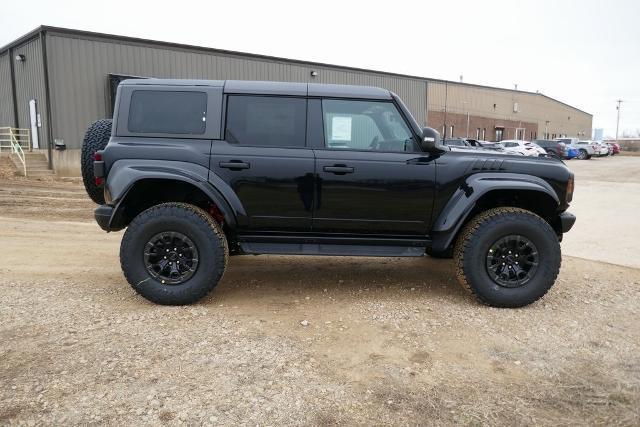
128, 90, 207, 134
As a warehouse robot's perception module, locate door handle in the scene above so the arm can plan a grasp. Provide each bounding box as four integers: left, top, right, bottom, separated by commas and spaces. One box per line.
406, 157, 432, 165
323, 165, 354, 174
219, 160, 250, 170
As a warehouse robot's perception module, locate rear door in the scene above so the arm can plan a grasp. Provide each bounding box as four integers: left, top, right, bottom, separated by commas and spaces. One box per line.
210, 95, 314, 232
311, 98, 436, 235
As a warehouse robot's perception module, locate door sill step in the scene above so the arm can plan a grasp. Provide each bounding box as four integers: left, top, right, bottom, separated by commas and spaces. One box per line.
238, 242, 426, 257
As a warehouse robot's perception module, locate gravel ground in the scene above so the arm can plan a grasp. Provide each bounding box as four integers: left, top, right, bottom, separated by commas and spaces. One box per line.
1, 157, 639, 425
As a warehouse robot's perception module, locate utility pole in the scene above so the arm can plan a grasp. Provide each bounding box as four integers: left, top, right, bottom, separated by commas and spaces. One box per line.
615, 99, 623, 142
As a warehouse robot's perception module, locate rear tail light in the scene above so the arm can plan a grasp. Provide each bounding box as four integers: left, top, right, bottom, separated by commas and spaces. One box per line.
94, 152, 102, 161
95, 177, 104, 186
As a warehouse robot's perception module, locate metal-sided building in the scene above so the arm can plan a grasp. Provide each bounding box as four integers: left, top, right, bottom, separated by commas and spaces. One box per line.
0, 26, 592, 176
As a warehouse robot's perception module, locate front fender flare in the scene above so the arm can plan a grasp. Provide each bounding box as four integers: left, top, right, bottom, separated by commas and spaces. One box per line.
105, 160, 243, 229
430, 173, 560, 251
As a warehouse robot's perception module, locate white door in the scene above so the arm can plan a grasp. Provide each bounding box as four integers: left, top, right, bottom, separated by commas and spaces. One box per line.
29, 99, 39, 149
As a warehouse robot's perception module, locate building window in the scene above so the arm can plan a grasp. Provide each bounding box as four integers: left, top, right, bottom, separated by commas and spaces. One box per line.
128, 90, 207, 134
450, 125, 454, 138
442, 124, 446, 138
476, 128, 480, 139
495, 128, 503, 141
482, 128, 486, 140
225, 96, 306, 147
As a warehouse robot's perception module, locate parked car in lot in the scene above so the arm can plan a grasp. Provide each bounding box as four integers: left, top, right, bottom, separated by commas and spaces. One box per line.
533, 139, 578, 159
608, 142, 621, 155
584, 140, 609, 157
81, 79, 576, 308
501, 140, 547, 157
444, 138, 508, 153
466, 139, 507, 152
596, 141, 613, 156
570, 140, 597, 159
443, 138, 472, 148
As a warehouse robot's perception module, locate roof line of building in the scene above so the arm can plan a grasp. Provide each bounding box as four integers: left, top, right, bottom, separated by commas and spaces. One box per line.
0, 25, 592, 116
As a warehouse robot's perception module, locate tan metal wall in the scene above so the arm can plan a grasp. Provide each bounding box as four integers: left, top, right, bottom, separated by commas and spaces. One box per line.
11, 36, 49, 145
427, 81, 592, 139
0, 52, 14, 126
46, 32, 428, 150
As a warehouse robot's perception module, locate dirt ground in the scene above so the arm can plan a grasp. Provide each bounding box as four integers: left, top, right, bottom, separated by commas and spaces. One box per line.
1, 156, 639, 425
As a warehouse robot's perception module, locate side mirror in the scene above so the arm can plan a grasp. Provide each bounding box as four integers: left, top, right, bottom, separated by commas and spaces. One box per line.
420, 127, 440, 151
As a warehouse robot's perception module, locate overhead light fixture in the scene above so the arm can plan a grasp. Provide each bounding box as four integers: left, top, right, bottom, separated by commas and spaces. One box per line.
310, 70, 318, 77
15, 54, 25, 62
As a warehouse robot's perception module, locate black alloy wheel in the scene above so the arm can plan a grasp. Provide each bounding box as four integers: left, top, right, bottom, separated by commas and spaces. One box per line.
485, 235, 539, 288
144, 231, 199, 285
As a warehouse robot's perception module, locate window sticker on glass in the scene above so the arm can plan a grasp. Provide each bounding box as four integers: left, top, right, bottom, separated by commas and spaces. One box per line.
331, 116, 352, 141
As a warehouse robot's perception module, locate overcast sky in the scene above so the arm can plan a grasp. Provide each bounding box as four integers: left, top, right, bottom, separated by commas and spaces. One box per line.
2, 0, 639, 137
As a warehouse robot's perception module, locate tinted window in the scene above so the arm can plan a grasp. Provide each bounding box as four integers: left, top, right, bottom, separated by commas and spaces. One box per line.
128, 91, 207, 134
225, 96, 306, 147
322, 100, 417, 152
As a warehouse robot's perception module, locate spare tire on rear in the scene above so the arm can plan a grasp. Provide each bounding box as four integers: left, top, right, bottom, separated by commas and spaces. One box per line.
81, 119, 112, 204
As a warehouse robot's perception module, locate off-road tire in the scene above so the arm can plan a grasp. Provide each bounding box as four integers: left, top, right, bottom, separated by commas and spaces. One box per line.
453, 207, 561, 308
81, 119, 112, 204
120, 203, 229, 305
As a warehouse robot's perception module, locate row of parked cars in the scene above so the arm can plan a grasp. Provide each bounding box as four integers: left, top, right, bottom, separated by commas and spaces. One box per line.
444, 137, 620, 160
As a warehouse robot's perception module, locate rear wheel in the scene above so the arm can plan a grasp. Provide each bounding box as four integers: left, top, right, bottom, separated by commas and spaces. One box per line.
120, 203, 228, 305
453, 207, 561, 308
81, 119, 112, 204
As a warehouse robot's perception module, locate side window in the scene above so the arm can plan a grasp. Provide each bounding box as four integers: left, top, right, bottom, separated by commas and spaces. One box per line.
321, 99, 417, 152
225, 96, 306, 147
128, 91, 207, 134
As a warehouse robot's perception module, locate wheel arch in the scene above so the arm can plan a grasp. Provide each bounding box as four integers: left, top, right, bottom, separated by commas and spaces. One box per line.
430, 173, 561, 252
105, 161, 238, 231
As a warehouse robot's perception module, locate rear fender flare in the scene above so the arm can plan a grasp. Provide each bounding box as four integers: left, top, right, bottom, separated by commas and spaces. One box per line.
106, 160, 247, 229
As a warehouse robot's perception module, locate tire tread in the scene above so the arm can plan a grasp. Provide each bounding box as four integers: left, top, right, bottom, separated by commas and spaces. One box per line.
453, 207, 561, 307
120, 202, 228, 305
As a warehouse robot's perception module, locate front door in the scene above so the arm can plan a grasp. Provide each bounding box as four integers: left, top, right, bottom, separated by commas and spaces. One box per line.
210, 95, 314, 232
313, 99, 436, 235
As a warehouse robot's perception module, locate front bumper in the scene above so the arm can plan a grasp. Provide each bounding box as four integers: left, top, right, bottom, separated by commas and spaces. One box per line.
560, 211, 576, 233
95, 205, 114, 231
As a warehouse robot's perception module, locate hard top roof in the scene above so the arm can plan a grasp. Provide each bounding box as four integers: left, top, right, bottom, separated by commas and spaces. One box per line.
120, 78, 392, 99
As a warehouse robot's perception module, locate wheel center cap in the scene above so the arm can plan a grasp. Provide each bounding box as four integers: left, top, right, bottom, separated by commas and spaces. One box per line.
168, 252, 178, 261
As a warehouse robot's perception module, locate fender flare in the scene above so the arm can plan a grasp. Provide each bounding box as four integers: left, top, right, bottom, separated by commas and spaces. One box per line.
105, 160, 246, 230
430, 173, 560, 252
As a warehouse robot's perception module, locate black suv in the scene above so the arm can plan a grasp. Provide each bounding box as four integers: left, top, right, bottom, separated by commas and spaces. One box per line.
81, 79, 575, 308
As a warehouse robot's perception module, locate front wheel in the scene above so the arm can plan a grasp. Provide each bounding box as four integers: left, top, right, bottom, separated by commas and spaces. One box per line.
120, 203, 228, 305
453, 207, 561, 308
577, 149, 588, 160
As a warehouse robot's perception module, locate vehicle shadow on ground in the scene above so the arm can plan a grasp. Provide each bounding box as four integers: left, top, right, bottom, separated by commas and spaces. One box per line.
205, 255, 472, 306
